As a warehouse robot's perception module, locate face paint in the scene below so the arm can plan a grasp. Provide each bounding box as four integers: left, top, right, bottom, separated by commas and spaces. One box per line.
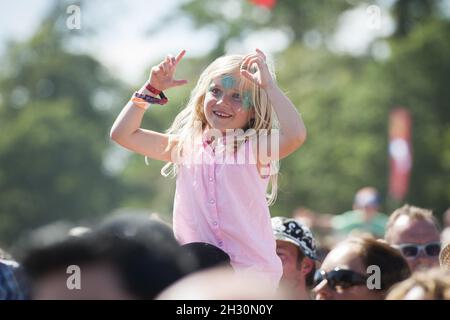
242, 91, 253, 110
221, 75, 236, 90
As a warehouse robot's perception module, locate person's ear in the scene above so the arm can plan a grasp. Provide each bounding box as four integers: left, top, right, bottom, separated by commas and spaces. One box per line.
301, 258, 315, 276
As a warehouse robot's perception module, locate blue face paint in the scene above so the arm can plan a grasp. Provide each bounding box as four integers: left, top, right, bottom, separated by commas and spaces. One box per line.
242, 91, 252, 110
221, 75, 236, 90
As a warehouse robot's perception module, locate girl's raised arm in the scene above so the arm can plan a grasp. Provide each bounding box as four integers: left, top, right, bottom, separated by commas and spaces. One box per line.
241, 49, 306, 161
110, 50, 187, 162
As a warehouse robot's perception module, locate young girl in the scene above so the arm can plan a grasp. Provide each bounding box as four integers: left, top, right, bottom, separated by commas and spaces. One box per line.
110, 49, 306, 288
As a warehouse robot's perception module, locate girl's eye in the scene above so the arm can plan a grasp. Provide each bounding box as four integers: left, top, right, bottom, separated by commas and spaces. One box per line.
232, 93, 241, 101
210, 87, 221, 96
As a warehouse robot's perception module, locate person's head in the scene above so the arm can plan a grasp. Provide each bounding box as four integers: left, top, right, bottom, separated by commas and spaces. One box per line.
352, 187, 381, 213
313, 236, 410, 300
181, 242, 231, 271
162, 53, 280, 205
440, 242, 450, 271
443, 208, 450, 228
0, 258, 29, 300
22, 215, 195, 299
271, 217, 317, 296
171, 54, 276, 135
386, 268, 450, 300
385, 204, 441, 272
156, 266, 288, 300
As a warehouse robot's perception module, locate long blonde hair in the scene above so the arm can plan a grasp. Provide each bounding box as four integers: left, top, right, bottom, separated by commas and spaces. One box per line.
160, 54, 280, 205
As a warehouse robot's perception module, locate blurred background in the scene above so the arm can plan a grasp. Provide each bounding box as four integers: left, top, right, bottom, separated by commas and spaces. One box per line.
0, 0, 449, 249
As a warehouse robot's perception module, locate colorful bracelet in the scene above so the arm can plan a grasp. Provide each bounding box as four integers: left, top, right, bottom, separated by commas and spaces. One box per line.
145, 82, 168, 103
131, 96, 150, 110
145, 82, 162, 95
134, 92, 168, 105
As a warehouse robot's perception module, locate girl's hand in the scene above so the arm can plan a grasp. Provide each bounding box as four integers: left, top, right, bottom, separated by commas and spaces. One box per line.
240, 49, 275, 89
149, 50, 188, 92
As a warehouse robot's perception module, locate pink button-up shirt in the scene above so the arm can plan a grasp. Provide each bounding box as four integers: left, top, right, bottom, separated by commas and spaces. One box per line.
173, 137, 282, 288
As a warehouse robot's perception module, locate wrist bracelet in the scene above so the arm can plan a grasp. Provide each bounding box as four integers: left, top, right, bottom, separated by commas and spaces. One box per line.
145, 82, 162, 95
134, 92, 168, 105
131, 97, 150, 110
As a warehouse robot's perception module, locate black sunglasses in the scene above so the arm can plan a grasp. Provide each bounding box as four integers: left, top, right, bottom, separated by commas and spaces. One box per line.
392, 242, 441, 258
313, 267, 368, 290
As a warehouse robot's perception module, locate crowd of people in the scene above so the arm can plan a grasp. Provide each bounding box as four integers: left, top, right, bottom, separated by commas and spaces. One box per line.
2, 50, 448, 300
1, 186, 449, 300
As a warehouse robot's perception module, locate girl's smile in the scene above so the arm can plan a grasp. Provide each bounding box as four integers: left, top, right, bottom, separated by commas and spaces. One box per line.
204, 74, 254, 131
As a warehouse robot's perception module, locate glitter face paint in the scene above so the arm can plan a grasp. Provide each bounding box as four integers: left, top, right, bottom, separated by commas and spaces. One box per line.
221, 75, 236, 89
242, 91, 252, 110
222, 75, 253, 110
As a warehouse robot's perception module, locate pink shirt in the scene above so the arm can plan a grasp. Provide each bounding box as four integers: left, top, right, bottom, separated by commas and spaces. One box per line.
173, 137, 282, 288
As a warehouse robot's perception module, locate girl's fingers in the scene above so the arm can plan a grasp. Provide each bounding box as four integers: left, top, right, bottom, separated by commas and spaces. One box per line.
242, 53, 253, 62
164, 56, 170, 65
175, 50, 186, 64
241, 55, 254, 71
241, 53, 262, 71
168, 55, 176, 69
255, 48, 266, 60
161, 63, 169, 75
172, 79, 188, 87
253, 59, 268, 75
164, 57, 171, 72
246, 57, 262, 72
240, 69, 256, 83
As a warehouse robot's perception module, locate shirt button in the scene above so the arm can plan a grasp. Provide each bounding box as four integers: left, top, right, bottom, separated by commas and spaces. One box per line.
209, 199, 215, 204
213, 221, 218, 226
218, 241, 223, 247
209, 177, 214, 182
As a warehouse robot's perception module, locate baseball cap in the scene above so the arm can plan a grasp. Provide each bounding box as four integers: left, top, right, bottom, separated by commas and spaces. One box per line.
271, 217, 317, 260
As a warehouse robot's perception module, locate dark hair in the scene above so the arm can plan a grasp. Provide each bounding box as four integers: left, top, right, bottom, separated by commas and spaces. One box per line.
346, 237, 411, 292
181, 242, 231, 271
296, 249, 316, 288
23, 215, 196, 299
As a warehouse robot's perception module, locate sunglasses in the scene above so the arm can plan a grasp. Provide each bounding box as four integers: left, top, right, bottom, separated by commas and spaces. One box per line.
392, 242, 441, 258
313, 267, 368, 291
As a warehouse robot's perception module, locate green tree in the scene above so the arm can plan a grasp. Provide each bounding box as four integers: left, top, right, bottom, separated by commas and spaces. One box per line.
158, 0, 356, 56
272, 45, 390, 215
0, 14, 124, 245
381, 19, 450, 214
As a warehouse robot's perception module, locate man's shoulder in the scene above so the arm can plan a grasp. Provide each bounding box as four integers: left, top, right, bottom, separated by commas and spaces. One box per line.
373, 212, 389, 224
331, 210, 363, 228
333, 210, 361, 220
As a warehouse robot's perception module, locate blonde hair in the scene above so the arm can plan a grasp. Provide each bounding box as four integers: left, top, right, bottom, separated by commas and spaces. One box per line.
385, 204, 440, 242
386, 268, 450, 300
160, 54, 280, 205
